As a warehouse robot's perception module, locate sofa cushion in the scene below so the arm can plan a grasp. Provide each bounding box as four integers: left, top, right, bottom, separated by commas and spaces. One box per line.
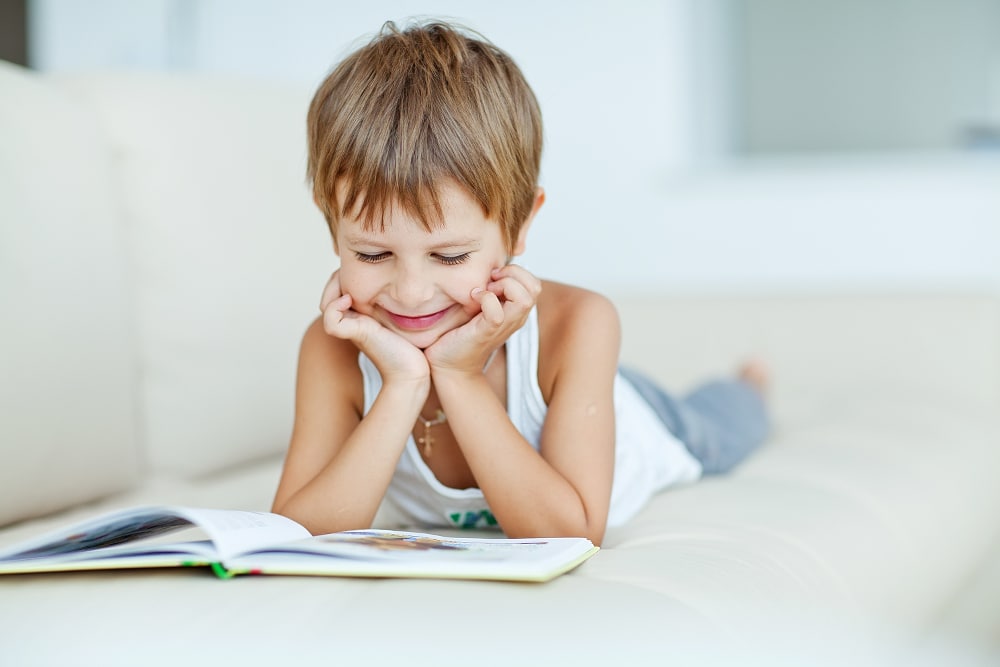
0, 62, 139, 526
610, 293, 1000, 631
55, 73, 333, 478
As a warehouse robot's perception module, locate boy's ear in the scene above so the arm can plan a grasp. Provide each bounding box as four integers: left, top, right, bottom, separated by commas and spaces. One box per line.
511, 187, 545, 257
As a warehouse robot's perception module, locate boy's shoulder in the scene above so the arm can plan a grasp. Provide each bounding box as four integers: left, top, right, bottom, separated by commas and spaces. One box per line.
295, 316, 366, 415
300, 316, 364, 371
537, 279, 619, 322
536, 280, 620, 346
535, 280, 620, 395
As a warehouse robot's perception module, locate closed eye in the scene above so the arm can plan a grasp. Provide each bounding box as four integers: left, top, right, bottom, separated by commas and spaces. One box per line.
354, 251, 391, 263
435, 253, 471, 266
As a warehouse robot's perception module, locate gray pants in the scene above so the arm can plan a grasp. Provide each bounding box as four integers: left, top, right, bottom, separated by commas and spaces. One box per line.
619, 367, 770, 475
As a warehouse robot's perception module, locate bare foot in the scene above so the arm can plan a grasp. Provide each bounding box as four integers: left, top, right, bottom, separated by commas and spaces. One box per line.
739, 359, 770, 396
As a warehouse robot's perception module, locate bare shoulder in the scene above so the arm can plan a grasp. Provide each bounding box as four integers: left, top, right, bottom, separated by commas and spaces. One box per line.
537, 280, 620, 338
297, 316, 364, 415
535, 280, 621, 398
300, 316, 358, 366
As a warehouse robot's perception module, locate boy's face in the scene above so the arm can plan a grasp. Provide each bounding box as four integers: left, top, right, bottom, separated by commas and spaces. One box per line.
335, 181, 513, 350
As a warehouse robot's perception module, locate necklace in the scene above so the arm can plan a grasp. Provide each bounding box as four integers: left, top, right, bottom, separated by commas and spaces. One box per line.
416, 347, 500, 458
417, 409, 447, 457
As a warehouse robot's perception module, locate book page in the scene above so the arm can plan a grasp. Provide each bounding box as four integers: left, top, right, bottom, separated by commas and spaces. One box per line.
172, 508, 309, 560
226, 529, 598, 582
263, 530, 553, 561
0, 508, 196, 561
0, 506, 309, 564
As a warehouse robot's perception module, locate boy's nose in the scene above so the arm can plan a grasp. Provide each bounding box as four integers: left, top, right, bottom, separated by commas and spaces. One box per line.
390, 265, 434, 308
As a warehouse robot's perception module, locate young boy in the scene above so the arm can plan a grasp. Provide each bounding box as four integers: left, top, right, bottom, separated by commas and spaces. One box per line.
272, 20, 768, 545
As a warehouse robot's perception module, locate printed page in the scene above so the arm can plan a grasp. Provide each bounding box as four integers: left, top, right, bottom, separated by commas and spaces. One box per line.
228, 529, 598, 581
171, 507, 310, 560
0, 507, 198, 562
0, 506, 309, 565
261, 530, 557, 561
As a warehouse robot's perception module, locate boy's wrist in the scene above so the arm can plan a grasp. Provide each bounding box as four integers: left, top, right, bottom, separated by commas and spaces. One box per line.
379, 375, 432, 409
429, 365, 490, 394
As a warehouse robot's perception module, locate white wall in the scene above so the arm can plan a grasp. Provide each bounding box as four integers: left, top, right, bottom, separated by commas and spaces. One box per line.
736, 0, 1000, 153
25, 0, 1000, 293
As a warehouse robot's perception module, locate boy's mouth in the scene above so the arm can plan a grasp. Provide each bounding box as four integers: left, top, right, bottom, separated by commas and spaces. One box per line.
385, 306, 453, 331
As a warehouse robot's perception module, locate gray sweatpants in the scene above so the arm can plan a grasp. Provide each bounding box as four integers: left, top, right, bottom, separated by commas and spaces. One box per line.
619, 366, 770, 475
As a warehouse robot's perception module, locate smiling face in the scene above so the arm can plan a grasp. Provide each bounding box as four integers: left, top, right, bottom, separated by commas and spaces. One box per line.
335, 181, 523, 349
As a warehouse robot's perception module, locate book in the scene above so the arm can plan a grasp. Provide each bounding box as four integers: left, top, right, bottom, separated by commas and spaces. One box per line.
0, 506, 598, 583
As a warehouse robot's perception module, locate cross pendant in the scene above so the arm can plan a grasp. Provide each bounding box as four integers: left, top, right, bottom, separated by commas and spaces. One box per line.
417, 409, 446, 458
418, 429, 434, 457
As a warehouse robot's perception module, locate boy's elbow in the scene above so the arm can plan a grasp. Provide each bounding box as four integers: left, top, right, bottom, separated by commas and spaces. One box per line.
505, 515, 606, 546
581, 501, 609, 546
585, 522, 606, 547
271, 490, 295, 518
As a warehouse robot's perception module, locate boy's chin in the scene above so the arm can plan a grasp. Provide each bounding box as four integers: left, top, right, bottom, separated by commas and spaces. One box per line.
395, 328, 447, 351
397, 319, 471, 351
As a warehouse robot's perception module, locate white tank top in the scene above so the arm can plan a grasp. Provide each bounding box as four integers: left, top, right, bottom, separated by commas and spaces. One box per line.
359, 307, 702, 530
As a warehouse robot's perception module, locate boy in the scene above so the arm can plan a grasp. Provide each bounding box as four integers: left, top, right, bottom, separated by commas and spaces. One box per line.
272, 20, 768, 545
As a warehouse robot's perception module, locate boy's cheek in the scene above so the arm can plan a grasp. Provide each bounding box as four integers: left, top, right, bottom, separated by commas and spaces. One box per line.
336, 259, 366, 288
458, 265, 492, 301
334, 269, 368, 310
458, 281, 492, 315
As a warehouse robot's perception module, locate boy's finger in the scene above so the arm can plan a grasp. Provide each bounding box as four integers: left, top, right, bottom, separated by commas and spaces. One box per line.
491, 265, 542, 298
473, 287, 504, 326
489, 275, 534, 308
319, 271, 342, 311
321, 294, 353, 333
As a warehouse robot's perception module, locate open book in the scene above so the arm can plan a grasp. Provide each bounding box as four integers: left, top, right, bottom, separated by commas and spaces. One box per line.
0, 506, 598, 583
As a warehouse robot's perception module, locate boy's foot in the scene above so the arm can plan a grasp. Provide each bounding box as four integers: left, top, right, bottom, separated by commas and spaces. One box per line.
739, 359, 770, 396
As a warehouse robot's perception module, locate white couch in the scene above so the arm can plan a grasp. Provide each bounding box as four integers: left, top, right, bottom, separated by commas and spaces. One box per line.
2, 60, 1000, 665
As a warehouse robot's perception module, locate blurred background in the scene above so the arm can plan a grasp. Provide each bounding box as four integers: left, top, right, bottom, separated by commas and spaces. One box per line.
2, 0, 999, 293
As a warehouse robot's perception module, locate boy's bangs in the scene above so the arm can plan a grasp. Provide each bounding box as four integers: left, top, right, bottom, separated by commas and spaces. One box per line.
335, 167, 448, 234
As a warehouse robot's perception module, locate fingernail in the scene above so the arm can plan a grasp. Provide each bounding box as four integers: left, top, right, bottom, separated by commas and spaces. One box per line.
471, 287, 484, 297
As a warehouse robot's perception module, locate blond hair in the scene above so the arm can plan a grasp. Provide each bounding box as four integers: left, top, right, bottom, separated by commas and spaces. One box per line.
306, 20, 543, 253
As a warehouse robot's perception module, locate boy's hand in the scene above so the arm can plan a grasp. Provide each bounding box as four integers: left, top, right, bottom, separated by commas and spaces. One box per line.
319, 271, 430, 385
425, 265, 542, 377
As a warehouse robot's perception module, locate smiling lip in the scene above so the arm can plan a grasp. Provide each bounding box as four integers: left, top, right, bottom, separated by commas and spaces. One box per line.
385, 306, 453, 331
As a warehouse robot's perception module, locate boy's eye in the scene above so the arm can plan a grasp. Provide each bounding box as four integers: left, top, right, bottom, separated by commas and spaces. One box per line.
435, 253, 471, 266
354, 251, 390, 263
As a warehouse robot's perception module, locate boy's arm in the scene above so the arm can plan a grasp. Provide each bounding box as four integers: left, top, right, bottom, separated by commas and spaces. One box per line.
433, 284, 618, 545
271, 319, 428, 535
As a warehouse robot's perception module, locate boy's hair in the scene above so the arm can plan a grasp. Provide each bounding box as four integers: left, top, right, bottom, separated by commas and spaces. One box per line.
306, 20, 543, 253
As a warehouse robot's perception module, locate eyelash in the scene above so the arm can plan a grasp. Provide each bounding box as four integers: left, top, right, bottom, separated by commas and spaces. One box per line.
353, 252, 471, 266
354, 252, 390, 264
436, 253, 471, 266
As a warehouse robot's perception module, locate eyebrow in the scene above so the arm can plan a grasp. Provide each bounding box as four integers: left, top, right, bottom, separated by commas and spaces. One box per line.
344, 234, 482, 250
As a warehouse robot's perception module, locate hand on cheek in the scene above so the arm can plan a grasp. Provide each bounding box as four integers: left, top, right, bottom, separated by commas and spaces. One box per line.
487, 264, 542, 315
426, 264, 541, 375
318, 270, 429, 383
319, 271, 362, 339
472, 286, 504, 326
322, 293, 357, 337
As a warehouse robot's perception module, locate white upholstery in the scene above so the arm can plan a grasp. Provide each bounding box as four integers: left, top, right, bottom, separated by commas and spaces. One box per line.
0, 62, 138, 524
57, 73, 332, 477
2, 60, 1000, 665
